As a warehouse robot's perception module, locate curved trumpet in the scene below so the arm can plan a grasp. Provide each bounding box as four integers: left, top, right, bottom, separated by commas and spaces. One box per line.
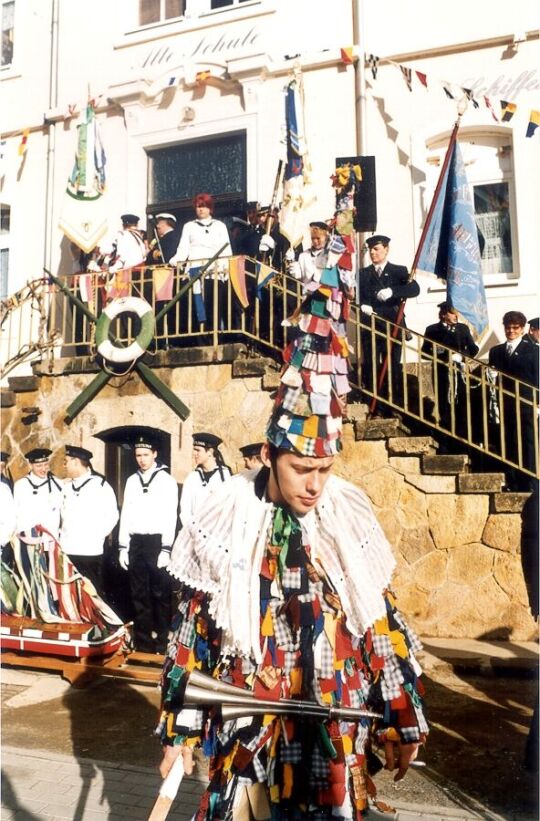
183, 669, 382, 722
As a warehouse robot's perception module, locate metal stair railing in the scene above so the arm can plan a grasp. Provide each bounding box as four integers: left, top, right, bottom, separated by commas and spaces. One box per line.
1, 261, 537, 481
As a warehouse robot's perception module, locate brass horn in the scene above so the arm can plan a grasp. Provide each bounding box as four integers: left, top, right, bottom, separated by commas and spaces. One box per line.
183, 669, 382, 722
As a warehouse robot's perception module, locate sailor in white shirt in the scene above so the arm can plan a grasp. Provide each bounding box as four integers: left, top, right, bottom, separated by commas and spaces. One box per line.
60, 445, 118, 593
13, 448, 62, 538
118, 435, 179, 653
94, 213, 147, 300
180, 432, 232, 527
0, 481, 16, 562
169, 193, 232, 332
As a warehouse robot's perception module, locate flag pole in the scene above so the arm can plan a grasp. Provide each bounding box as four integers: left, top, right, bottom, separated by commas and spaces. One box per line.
368, 117, 461, 416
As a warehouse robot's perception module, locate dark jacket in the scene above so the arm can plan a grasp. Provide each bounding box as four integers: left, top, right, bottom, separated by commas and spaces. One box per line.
358, 262, 419, 323
146, 228, 179, 265
421, 321, 479, 363
489, 337, 539, 400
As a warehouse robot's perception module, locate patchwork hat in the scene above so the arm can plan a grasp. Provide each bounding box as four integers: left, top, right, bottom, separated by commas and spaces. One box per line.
266, 220, 354, 456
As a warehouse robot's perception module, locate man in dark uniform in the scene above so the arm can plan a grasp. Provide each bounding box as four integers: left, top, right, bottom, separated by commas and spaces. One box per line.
146, 213, 180, 346
421, 302, 479, 444
526, 316, 540, 346
488, 311, 539, 490
358, 235, 420, 414
118, 434, 179, 653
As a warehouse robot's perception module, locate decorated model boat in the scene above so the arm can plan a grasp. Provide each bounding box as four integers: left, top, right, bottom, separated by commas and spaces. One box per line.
1, 528, 125, 658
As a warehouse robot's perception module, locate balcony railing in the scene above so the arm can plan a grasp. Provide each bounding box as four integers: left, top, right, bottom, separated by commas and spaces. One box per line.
1, 259, 538, 482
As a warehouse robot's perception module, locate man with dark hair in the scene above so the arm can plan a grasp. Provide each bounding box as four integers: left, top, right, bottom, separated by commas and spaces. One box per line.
13, 448, 62, 538
239, 441, 264, 470
526, 316, 540, 347
358, 235, 419, 414
118, 434, 179, 653
488, 311, 539, 490
60, 445, 118, 593
179, 432, 232, 526
156, 227, 428, 818
421, 302, 479, 446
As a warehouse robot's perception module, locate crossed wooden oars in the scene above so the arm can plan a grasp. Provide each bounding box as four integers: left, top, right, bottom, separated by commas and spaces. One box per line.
45, 244, 227, 424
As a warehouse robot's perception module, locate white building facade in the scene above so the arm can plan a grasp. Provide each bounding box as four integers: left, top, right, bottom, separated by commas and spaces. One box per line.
1, 0, 539, 352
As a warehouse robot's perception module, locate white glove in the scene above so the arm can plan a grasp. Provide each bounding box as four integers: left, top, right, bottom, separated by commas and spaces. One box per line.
288, 261, 301, 279
259, 234, 275, 252
118, 548, 129, 571
284, 248, 296, 263
487, 367, 498, 380
451, 352, 463, 364
376, 287, 393, 302
157, 549, 170, 570
360, 304, 373, 316
86, 260, 101, 273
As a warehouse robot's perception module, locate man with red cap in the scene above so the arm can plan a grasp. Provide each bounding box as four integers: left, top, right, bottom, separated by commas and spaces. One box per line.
155, 227, 428, 817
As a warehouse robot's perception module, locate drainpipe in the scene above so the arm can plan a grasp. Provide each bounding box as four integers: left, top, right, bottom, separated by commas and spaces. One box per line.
352, 0, 368, 269
43, 0, 59, 273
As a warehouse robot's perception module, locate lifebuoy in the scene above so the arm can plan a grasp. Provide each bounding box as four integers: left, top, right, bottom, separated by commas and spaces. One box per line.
95, 297, 155, 364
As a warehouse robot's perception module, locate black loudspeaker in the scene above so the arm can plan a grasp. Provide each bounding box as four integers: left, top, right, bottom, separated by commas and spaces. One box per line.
335, 155, 377, 232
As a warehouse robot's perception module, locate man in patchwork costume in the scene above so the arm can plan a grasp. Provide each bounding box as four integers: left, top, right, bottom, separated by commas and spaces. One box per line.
157, 220, 428, 818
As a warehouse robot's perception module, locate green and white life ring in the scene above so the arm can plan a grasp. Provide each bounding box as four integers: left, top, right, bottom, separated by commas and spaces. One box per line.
95, 297, 155, 364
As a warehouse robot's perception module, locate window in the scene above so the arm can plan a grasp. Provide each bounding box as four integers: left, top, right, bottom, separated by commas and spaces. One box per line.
0, 203, 9, 298
474, 182, 512, 275
425, 131, 517, 279
210, 0, 251, 8
139, 0, 184, 26
148, 132, 246, 204
1, 0, 14, 68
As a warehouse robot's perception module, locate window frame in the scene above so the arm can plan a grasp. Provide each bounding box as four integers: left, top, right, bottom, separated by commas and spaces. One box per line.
423, 127, 519, 287
1, 0, 15, 71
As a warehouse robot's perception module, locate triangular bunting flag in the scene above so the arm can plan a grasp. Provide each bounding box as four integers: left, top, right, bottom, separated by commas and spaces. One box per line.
484, 96, 499, 123
415, 71, 428, 88
526, 110, 540, 138
367, 54, 379, 80
18, 129, 29, 156
400, 65, 413, 92
463, 88, 479, 109
340, 47, 354, 65
500, 100, 517, 122
229, 255, 249, 308
256, 261, 276, 298
442, 82, 455, 100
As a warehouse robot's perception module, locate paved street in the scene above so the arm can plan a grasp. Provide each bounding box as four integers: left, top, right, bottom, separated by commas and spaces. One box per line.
0, 745, 506, 821
1, 639, 538, 821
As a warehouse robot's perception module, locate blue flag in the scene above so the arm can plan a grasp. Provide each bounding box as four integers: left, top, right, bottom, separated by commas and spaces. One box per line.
416, 141, 488, 338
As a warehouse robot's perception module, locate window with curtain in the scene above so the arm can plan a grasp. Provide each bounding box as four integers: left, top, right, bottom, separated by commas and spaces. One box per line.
1, 0, 15, 67
139, 0, 184, 26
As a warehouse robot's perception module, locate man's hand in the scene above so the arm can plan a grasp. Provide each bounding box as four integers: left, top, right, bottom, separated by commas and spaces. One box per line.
377, 728, 424, 781
377, 287, 393, 302
118, 548, 129, 571
157, 550, 170, 570
451, 352, 463, 364
288, 260, 301, 279
259, 234, 275, 253
360, 304, 373, 316
160, 744, 194, 779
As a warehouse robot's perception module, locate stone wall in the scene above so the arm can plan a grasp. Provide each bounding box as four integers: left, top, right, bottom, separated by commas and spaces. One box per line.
1, 354, 535, 641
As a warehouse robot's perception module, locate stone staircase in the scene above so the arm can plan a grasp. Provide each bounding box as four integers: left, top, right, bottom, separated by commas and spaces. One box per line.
1, 350, 535, 640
